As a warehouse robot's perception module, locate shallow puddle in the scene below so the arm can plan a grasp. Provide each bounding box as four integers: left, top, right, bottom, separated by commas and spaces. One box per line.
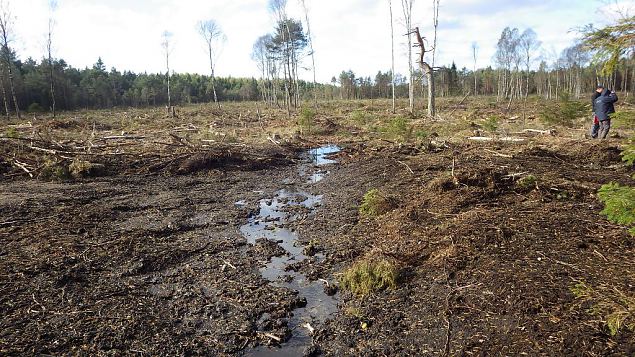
240, 145, 341, 356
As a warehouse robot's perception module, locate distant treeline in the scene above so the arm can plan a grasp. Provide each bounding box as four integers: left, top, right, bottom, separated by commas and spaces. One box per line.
4, 52, 635, 114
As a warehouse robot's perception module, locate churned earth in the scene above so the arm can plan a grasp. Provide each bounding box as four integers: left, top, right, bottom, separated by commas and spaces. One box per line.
1, 102, 634, 356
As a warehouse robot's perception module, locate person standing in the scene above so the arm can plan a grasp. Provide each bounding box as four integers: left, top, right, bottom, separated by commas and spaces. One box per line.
594, 86, 618, 139
590, 87, 602, 138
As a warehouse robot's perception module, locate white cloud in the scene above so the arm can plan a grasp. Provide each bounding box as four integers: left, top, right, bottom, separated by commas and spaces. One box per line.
9, 0, 617, 83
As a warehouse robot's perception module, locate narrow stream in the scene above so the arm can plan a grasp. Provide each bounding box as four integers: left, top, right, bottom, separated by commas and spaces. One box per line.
241, 145, 341, 356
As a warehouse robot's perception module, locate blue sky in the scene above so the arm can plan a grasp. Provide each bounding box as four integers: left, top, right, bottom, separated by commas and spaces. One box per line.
11, 0, 628, 82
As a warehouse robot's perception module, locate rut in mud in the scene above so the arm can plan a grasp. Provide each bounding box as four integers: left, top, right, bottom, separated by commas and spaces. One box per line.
242, 145, 341, 356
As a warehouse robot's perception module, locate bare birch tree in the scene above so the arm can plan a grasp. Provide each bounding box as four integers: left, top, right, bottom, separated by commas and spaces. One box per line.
269, 0, 292, 115
472, 41, 478, 95
47, 0, 57, 117
389, 0, 396, 113
401, 0, 415, 114
0, 0, 19, 118
432, 0, 440, 67
252, 35, 270, 104
299, 0, 318, 109
161, 30, 173, 117
197, 19, 224, 109
519, 28, 540, 121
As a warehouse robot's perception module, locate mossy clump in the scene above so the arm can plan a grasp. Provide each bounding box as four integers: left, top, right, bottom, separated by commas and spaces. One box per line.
340, 258, 398, 296
359, 189, 396, 217
516, 175, 537, 190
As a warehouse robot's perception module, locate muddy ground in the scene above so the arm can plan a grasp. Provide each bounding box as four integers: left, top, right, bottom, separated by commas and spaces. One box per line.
1, 103, 635, 356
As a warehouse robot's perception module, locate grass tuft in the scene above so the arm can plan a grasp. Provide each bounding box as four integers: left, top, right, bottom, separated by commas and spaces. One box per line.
340, 258, 398, 296
359, 188, 396, 217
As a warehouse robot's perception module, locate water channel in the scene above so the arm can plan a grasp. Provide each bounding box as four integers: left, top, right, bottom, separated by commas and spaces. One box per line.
241, 145, 341, 356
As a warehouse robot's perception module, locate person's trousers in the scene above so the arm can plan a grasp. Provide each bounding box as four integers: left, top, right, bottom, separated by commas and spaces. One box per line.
599, 119, 611, 139
590, 122, 600, 138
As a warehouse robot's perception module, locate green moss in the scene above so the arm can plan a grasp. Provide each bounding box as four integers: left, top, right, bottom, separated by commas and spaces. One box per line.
516, 175, 537, 190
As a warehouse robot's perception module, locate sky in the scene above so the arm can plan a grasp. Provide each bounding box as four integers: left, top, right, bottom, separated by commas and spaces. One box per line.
8, 0, 633, 83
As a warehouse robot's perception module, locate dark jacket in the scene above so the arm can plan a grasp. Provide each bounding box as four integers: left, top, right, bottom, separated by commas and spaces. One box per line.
594, 88, 618, 121
591, 91, 601, 113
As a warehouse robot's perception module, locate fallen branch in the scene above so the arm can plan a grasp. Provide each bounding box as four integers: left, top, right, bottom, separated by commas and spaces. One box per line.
521, 129, 554, 135
29, 146, 129, 156
467, 136, 525, 143
446, 91, 471, 117
396, 160, 415, 175
14, 160, 33, 178
100, 135, 146, 140
302, 322, 315, 334
483, 149, 513, 158
258, 332, 282, 343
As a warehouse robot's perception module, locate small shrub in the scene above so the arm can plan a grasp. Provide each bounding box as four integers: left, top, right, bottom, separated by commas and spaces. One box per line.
350, 110, 368, 125
27, 103, 43, 113
598, 183, 635, 235
359, 189, 396, 217
379, 116, 412, 142
340, 258, 398, 296
621, 138, 635, 166
516, 175, 537, 190
571, 281, 635, 336
539, 93, 586, 127
415, 130, 429, 140
612, 110, 635, 129
299, 107, 316, 134
388, 117, 408, 139
5, 127, 19, 138
482, 115, 499, 132
40, 161, 71, 181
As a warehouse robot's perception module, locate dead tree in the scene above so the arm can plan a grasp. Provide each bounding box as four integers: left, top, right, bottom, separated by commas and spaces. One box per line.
0, 0, 19, 119
414, 27, 435, 117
